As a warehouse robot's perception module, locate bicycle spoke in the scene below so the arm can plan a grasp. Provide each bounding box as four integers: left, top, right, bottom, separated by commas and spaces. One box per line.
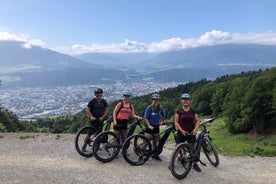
170, 143, 193, 179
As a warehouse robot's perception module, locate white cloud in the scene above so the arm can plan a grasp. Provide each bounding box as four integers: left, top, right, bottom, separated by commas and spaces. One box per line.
0, 31, 46, 49
1, 29, 276, 55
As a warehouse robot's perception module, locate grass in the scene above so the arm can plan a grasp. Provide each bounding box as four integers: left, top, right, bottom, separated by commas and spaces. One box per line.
166, 118, 276, 157
19, 134, 38, 139
207, 119, 276, 157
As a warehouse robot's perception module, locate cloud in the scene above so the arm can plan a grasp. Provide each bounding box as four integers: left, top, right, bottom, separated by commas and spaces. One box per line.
0, 31, 46, 49
1, 29, 276, 55
66, 30, 276, 54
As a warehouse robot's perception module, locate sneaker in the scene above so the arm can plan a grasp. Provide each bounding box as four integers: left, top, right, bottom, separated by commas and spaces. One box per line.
193, 163, 201, 172
151, 155, 162, 161
138, 156, 143, 163
80, 147, 86, 153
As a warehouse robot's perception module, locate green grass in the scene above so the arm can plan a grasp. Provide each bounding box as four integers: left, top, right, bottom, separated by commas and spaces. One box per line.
208, 119, 276, 157
19, 134, 38, 139
166, 118, 276, 157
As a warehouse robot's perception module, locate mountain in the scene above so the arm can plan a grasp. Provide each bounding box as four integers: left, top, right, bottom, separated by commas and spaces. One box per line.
1, 41, 276, 88
76, 52, 157, 72
0, 41, 140, 88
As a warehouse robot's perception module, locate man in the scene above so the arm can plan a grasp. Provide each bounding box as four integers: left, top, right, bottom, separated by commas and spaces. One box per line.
81, 88, 108, 152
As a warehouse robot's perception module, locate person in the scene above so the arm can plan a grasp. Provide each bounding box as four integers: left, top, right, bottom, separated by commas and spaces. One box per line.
113, 90, 142, 144
81, 88, 108, 152
174, 93, 201, 172
144, 93, 165, 161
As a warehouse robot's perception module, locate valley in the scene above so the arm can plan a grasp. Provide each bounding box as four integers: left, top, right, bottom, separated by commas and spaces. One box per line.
0, 81, 181, 120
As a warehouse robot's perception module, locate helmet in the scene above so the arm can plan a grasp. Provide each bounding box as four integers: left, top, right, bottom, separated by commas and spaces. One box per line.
122, 90, 132, 96
181, 93, 191, 99
151, 93, 160, 100
94, 88, 103, 94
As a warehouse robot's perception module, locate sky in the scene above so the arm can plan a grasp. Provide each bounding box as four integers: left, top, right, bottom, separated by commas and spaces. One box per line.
0, 0, 276, 55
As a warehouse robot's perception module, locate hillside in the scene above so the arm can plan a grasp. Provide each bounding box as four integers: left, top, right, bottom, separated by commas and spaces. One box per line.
1, 41, 276, 88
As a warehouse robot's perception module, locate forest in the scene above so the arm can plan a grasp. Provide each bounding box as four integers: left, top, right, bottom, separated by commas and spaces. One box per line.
0, 67, 275, 135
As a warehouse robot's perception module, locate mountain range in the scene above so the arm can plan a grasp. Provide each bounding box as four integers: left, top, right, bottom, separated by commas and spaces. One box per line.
0, 40, 275, 88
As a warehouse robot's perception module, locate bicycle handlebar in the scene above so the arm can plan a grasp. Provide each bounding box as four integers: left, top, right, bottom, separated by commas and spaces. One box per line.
199, 117, 216, 126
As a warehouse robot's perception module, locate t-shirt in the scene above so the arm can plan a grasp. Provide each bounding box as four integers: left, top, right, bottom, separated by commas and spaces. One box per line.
115, 102, 134, 120
176, 108, 196, 132
144, 106, 165, 126
87, 98, 108, 118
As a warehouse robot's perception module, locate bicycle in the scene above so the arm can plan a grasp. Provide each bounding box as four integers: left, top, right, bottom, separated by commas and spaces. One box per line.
169, 117, 219, 179
74, 114, 113, 157
92, 118, 144, 163
122, 122, 176, 166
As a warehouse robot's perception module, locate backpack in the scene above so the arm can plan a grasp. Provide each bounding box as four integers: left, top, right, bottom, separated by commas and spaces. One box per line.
116, 101, 133, 117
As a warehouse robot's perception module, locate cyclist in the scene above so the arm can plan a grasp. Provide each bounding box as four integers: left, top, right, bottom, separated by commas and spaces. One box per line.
81, 88, 108, 152
144, 93, 165, 161
174, 93, 201, 172
113, 90, 142, 143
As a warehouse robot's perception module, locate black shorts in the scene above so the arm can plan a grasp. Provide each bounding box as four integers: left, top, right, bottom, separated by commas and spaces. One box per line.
89, 119, 103, 134
145, 125, 160, 134
114, 119, 128, 131
176, 131, 196, 144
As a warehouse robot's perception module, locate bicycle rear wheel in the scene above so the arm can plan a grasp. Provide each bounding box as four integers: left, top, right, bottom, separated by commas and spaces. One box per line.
202, 137, 219, 167
169, 143, 193, 179
93, 131, 121, 163
75, 126, 97, 157
122, 134, 152, 166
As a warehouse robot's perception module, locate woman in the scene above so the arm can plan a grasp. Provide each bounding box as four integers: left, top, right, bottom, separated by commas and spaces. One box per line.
174, 93, 201, 172
113, 90, 142, 143
144, 93, 165, 161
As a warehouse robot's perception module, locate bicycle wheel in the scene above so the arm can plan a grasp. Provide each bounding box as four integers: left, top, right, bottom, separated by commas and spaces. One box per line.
75, 126, 97, 157
93, 131, 121, 163
169, 143, 193, 179
122, 134, 152, 166
202, 137, 219, 167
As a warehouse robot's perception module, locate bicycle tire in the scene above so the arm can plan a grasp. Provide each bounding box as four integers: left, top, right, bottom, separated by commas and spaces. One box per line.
169, 143, 193, 179
202, 137, 219, 167
93, 131, 121, 163
122, 134, 152, 166
75, 126, 97, 157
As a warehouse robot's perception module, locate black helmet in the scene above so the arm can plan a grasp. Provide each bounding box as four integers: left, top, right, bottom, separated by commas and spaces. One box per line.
94, 88, 103, 94
151, 93, 160, 100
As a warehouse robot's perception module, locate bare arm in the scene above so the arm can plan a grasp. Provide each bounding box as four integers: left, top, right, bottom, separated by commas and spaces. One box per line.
192, 113, 200, 135
85, 107, 96, 121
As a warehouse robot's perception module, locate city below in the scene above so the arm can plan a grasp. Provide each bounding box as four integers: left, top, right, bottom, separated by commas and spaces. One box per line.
0, 81, 182, 120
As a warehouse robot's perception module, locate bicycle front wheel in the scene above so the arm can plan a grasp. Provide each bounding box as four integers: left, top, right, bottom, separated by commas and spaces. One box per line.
75, 126, 97, 157
122, 134, 152, 166
169, 143, 193, 179
202, 137, 219, 167
93, 131, 121, 163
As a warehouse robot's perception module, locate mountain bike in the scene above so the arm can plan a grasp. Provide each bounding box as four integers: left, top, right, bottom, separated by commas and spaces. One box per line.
74, 114, 113, 157
122, 122, 176, 166
169, 118, 219, 179
92, 118, 145, 163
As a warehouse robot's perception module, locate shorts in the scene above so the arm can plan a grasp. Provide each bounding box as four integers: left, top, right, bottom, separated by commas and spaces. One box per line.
176, 131, 196, 144
145, 125, 160, 134
89, 119, 103, 134
114, 119, 128, 131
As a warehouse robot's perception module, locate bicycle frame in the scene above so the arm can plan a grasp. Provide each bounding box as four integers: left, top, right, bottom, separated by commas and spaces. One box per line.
151, 124, 176, 156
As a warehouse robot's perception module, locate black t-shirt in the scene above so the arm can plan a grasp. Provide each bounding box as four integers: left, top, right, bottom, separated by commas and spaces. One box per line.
87, 98, 108, 118
176, 108, 196, 132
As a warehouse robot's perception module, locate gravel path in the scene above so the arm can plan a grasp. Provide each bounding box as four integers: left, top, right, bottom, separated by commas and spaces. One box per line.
0, 133, 275, 184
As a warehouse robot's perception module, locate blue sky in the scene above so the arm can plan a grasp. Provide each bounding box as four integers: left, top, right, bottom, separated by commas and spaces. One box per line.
0, 0, 276, 55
